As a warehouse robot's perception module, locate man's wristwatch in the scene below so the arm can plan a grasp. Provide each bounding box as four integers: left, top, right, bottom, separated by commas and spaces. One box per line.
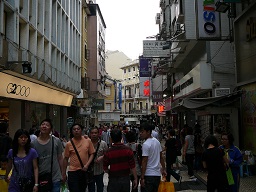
34, 184, 39, 187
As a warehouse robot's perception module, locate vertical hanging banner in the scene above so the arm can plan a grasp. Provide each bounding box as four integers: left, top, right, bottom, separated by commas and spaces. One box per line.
196, 0, 221, 40
139, 56, 151, 97
118, 83, 122, 110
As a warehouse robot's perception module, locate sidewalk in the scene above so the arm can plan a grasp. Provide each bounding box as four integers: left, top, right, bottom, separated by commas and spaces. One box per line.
195, 168, 256, 191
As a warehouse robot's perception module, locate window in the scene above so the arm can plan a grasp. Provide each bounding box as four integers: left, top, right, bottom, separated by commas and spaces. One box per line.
106, 103, 111, 111
124, 69, 126, 73
128, 68, 131, 72
140, 102, 143, 109
105, 87, 110, 95
84, 44, 87, 60
133, 67, 135, 71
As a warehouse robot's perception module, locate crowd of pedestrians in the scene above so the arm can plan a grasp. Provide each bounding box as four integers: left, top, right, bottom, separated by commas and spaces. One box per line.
0, 120, 244, 192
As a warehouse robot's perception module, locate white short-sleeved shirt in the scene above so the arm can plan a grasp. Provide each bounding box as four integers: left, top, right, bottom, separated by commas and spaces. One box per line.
142, 137, 162, 176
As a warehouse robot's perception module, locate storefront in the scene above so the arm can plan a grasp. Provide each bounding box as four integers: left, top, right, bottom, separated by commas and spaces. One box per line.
0, 72, 74, 137
172, 63, 241, 142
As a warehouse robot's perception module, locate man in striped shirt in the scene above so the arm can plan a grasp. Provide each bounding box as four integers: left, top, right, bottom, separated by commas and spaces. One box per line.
103, 129, 137, 192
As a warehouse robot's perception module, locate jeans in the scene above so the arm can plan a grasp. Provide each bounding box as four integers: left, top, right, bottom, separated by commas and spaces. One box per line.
166, 163, 181, 182
68, 170, 87, 192
52, 181, 61, 192
88, 172, 104, 192
107, 176, 130, 192
141, 176, 161, 192
185, 153, 195, 177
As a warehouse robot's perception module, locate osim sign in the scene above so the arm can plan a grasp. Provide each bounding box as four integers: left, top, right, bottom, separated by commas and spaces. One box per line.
203, 0, 217, 35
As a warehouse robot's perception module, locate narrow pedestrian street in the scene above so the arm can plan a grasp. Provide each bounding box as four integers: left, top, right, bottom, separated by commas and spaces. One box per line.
98, 160, 256, 192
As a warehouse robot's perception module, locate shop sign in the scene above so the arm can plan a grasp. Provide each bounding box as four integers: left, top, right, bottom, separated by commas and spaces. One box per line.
152, 91, 163, 102
215, 88, 230, 97
197, 0, 221, 40
143, 40, 171, 58
0, 72, 73, 106
173, 63, 212, 100
91, 99, 104, 110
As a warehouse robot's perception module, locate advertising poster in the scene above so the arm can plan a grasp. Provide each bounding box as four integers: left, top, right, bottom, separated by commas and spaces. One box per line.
241, 84, 256, 154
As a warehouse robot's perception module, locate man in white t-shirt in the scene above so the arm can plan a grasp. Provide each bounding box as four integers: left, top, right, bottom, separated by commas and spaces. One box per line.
139, 123, 166, 192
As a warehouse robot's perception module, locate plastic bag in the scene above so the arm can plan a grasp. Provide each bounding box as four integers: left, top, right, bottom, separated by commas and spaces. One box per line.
61, 183, 69, 192
226, 168, 234, 185
158, 178, 175, 192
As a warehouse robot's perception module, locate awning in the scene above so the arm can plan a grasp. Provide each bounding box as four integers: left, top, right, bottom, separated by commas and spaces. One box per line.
172, 90, 242, 111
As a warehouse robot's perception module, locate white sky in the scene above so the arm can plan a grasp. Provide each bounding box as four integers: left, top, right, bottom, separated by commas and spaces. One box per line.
96, 0, 160, 60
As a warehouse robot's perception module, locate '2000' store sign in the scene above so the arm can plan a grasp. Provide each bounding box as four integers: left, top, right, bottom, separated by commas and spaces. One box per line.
6, 83, 30, 97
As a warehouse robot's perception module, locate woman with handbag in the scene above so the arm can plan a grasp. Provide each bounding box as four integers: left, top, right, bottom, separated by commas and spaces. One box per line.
63, 124, 95, 192
5, 129, 39, 192
219, 133, 243, 192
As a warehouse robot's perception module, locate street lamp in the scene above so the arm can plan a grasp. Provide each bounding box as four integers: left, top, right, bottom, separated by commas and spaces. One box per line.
215, 1, 230, 13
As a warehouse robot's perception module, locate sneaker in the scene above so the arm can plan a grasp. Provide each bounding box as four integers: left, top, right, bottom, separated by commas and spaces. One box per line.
175, 170, 180, 174
189, 175, 196, 179
178, 176, 182, 185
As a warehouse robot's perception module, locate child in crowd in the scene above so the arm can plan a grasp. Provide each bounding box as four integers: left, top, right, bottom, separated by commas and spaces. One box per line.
0, 156, 11, 192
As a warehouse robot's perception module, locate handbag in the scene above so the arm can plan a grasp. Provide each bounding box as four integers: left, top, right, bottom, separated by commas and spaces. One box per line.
13, 156, 34, 192
38, 136, 54, 192
226, 167, 235, 185
158, 177, 175, 192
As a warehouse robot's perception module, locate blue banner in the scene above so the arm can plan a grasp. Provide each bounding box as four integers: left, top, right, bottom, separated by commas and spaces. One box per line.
118, 83, 122, 110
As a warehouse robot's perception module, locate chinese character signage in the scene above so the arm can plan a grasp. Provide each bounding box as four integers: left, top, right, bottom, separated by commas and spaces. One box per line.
143, 40, 171, 57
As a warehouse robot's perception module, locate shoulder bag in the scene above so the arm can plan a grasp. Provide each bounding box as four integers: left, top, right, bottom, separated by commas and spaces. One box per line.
71, 138, 100, 183
38, 136, 54, 192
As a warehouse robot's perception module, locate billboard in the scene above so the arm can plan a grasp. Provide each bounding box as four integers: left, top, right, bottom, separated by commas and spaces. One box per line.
143, 40, 171, 57
196, 0, 221, 40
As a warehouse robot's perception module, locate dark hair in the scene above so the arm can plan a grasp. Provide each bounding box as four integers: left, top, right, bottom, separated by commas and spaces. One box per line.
29, 127, 36, 135
40, 119, 53, 129
221, 132, 234, 145
35, 129, 40, 137
0, 122, 8, 134
187, 126, 194, 135
168, 129, 176, 137
110, 129, 122, 143
126, 131, 136, 143
166, 125, 173, 130
90, 127, 99, 133
12, 129, 31, 157
69, 123, 84, 138
204, 135, 218, 148
139, 123, 154, 133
